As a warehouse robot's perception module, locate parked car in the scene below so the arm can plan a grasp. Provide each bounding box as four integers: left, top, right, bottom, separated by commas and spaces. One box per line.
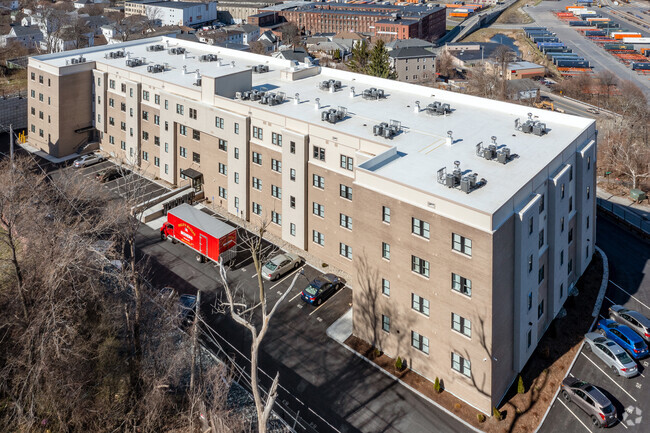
587, 108, 600, 115
583, 332, 638, 378
300, 273, 344, 306
597, 319, 649, 359
561, 377, 617, 428
179, 294, 197, 326
609, 305, 650, 343
261, 253, 301, 281
73, 152, 104, 168
95, 167, 123, 183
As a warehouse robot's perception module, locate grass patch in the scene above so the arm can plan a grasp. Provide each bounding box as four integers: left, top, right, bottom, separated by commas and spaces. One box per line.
494, 0, 535, 25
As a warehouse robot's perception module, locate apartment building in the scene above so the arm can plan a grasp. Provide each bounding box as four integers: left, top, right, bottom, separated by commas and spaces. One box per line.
27, 37, 597, 414
125, 0, 218, 27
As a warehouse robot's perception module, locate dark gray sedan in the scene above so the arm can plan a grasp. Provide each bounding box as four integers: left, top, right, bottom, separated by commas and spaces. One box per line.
561, 377, 617, 428
609, 305, 650, 343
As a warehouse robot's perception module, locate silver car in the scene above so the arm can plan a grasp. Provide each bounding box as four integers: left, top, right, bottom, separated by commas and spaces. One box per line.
584, 332, 638, 378
73, 152, 104, 168
261, 253, 301, 281
609, 305, 650, 342
561, 377, 617, 428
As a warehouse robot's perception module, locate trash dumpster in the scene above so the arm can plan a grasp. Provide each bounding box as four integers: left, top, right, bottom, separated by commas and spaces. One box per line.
630, 189, 647, 203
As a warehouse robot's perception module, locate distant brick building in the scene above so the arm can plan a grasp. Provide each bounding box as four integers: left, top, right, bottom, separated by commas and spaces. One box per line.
259, 3, 446, 42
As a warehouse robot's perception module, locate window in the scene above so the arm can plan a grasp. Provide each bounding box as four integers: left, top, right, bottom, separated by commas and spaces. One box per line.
234, 123, 239, 134
560, 283, 564, 298
313, 174, 325, 189
219, 139, 227, 151
568, 259, 573, 275
313, 202, 324, 218
289, 196, 295, 208
452, 313, 471, 338
120, 122, 126, 131
179, 125, 187, 136
154, 114, 160, 125
164, 100, 168, 110
120, 141, 126, 150
411, 293, 430, 316
164, 142, 169, 153
155, 94, 160, 104
252, 152, 262, 165
272, 132, 282, 146
340, 243, 352, 259
382, 242, 390, 260
561, 217, 565, 233
340, 155, 354, 171
452, 353, 471, 378
313, 146, 325, 161
568, 228, 573, 244
561, 183, 565, 199
30, 90, 35, 98
382, 315, 390, 333
109, 79, 115, 89
290, 169, 296, 181
527, 293, 533, 311
31, 107, 35, 116
108, 135, 114, 145
382, 279, 390, 296
215, 116, 224, 129
234, 147, 239, 159
538, 265, 545, 284
142, 131, 149, 140
176, 104, 184, 115
412, 218, 430, 239
560, 250, 564, 266
193, 152, 200, 164
121, 83, 126, 93
142, 90, 149, 101
219, 163, 227, 175
38, 93, 43, 102
109, 98, 114, 108
290, 141, 296, 154
154, 136, 160, 146
154, 157, 160, 167
340, 184, 352, 200
587, 156, 591, 170
539, 229, 544, 249
586, 246, 590, 259
234, 173, 239, 184
586, 216, 590, 229
120, 102, 126, 112
271, 211, 281, 226
179, 147, 187, 158
142, 151, 149, 162
539, 194, 544, 213
189, 108, 197, 119
569, 166, 573, 181
411, 255, 430, 277
527, 330, 532, 348
411, 331, 429, 354
340, 213, 352, 230
271, 159, 282, 173
452, 234, 472, 256
382, 206, 391, 223
538, 300, 544, 319
219, 187, 227, 199
164, 121, 169, 131
452, 273, 472, 296
313, 230, 324, 246
31, 72, 36, 81
234, 197, 239, 209
587, 186, 590, 200
253, 126, 263, 140
252, 202, 262, 215
290, 223, 296, 237
164, 164, 168, 174
528, 217, 533, 235
271, 185, 282, 199
569, 197, 573, 213
252, 177, 262, 190
193, 130, 200, 141
129, 89, 133, 98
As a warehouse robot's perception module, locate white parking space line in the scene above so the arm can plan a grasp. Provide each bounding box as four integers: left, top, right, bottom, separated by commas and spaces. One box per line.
309, 288, 344, 316
604, 296, 616, 305
289, 291, 303, 302
267, 266, 304, 292
580, 353, 637, 402
609, 280, 650, 312
557, 398, 593, 433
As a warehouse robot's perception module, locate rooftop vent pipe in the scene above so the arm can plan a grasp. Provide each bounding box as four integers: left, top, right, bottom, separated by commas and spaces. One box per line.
414, 101, 420, 114
294, 93, 300, 105
446, 130, 453, 146
350, 86, 355, 98
315, 97, 320, 110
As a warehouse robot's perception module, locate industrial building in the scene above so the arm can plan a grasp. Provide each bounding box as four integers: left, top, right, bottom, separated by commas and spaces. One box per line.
124, 0, 218, 27
27, 37, 597, 414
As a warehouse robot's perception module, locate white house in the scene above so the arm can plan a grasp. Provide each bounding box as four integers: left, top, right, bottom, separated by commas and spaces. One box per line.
0, 25, 43, 48
144, 2, 217, 27
73, 0, 110, 9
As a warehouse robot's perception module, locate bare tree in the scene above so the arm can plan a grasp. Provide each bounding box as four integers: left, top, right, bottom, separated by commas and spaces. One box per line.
492, 45, 515, 101
106, 12, 148, 42
60, 16, 92, 50
217, 221, 301, 433
435, 50, 455, 78
249, 41, 266, 55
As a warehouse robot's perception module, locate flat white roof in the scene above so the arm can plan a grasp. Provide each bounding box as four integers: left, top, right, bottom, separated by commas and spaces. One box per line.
31, 37, 595, 215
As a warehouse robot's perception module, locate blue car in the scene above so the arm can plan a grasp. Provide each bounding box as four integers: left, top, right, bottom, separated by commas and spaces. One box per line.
300, 273, 344, 306
597, 319, 648, 359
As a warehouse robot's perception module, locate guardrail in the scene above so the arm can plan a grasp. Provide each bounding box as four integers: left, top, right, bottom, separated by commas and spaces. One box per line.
597, 197, 650, 235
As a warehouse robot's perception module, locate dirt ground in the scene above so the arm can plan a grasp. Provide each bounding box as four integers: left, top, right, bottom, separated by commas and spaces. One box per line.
345, 253, 604, 433
494, 0, 537, 25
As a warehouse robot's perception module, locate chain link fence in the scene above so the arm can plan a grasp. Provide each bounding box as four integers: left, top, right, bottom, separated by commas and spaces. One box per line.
597, 197, 650, 235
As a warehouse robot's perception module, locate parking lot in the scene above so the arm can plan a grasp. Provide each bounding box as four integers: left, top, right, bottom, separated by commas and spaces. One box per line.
539, 216, 650, 432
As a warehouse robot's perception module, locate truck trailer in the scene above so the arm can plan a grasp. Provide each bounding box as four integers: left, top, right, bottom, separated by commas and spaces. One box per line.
160, 204, 238, 264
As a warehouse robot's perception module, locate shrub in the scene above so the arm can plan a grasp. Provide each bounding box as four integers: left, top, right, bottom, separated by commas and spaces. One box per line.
434, 377, 441, 393
477, 413, 486, 423
517, 375, 524, 394
454, 402, 462, 411
493, 406, 502, 421
373, 348, 381, 358
395, 356, 403, 371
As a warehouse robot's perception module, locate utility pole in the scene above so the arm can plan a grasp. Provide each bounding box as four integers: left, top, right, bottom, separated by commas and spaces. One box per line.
9, 123, 14, 169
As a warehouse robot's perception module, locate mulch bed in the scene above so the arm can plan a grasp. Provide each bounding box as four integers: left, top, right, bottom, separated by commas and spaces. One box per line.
345, 252, 604, 433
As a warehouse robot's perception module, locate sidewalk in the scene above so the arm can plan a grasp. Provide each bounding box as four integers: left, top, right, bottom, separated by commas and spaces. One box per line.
19, 141, 83, 165
597, 186, 650, 219
596, 185, 650, 235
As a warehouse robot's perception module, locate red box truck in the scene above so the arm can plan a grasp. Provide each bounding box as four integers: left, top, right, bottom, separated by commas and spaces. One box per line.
160, 204, 237, 264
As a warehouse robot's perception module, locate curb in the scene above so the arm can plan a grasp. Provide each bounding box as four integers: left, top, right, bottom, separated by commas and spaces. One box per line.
330, 331, 485, 433
534, 247, 609, 433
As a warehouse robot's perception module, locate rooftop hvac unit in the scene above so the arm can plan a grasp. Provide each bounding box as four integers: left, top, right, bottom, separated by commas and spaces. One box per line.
259, 91, 285, 105
70, 58, 79, 64
362, 87, 385, 100
109, 50, 125, 59
437, 161, 487, 193
146, 44, 164, 52
199, 54, 218, 62
168, 47, 186, 55
373, 119, 401, 139
252, 64, 269, 73
318, 79, 342, 91
460, 174, 478, 194
193, 78, 202, 87
497, 147, 511, 164
147, 64, 165, 73
425, 101, 451, 115
520, 119, 547, 136
321, 106, 348, 124
532, 122, 547, 136
126, 58, 144, 67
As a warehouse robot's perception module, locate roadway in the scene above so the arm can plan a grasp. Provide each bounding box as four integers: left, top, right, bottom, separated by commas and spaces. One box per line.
523, 0, 650, 100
